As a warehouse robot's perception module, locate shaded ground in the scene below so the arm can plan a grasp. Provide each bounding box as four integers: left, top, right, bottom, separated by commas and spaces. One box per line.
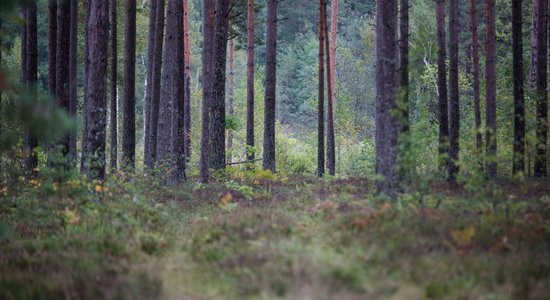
1, 172, 550, 299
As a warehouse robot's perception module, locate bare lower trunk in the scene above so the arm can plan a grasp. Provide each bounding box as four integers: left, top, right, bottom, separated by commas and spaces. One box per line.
210, 0, 230, 170
512, 0, 525, 175
145, 0, 165, 169
436, 0, 449, 170
317, 0, 325, 178
485, 0, 497, 179
200, 0, 215, 183
263, 0, 278, 172
110, 0, 118, 171
23, 2, 38, 174
144, 0, 157, 170
324, 0, 335, 176
470, 0, 482, 156
448, 0, 460, 182
170, 0, 185, 182
183, 0, 191, 161
375, 0, 399, 196
56, 0, 71, 157
534, 0, 548, 177
69, 0, 78, 163
122, 0, 136, 170
246, 0, 255, 163
227, 33, 235, 164
82, 0, 109, 180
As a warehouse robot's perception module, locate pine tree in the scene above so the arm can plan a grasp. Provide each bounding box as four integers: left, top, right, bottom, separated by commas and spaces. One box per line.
82, 0, 109, 179
375, 0, 399, 196
122, 0, 136, 170
512, 0, 525, 175
246, 0, 255, 164
534, 0, 548, 177
110, 0, 118, 171
200, 0, 215, 183
436, 0, 449, 170
263, 0, 278, 172
485, 0, 497, 179
210, 0, 231, 170
448, 0, 460, 182
317, 0, 325, 178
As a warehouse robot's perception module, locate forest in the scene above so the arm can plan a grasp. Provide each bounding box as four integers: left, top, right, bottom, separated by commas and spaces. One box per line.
0, 0, 549, 298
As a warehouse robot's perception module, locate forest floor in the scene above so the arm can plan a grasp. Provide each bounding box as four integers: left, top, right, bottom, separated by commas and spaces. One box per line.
1, 171, 550, 299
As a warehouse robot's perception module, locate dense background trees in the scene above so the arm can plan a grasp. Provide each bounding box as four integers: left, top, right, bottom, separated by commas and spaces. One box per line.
0, 0, 548, 189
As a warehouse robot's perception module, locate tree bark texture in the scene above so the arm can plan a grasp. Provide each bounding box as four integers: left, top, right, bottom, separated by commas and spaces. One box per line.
512, 0, 525, 175
144, 0, 157, 170
82, 0, 109, 180
317, 0, 325, 178
375, 0, 399, 196
324, 0, 335, 176
200, 0, 215, 183
48, 0, 57, 96
122, 0, 136, 170
56, 0, 71, 156
436, 0, 449, 170
246, 0, 255, 163
470, 0, 482, 154
448, 0, 460, 182
69, 0, 78, 162
534, 0, 548, 177
263, 0, 278, 172
485, 0, 497, 179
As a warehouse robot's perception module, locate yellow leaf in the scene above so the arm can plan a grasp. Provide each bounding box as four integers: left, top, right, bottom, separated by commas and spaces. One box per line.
63, 207, 80, 225
218, 192, 233, 208
451, 225, 475, 248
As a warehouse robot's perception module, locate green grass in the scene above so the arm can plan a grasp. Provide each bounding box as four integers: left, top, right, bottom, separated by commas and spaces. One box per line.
1, 173, 549, 299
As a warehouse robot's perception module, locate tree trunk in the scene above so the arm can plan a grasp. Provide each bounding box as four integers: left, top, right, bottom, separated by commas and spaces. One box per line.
82, 0, 109, 180
48, 0, 57, 96
210, 0, 230, 170
448, 0, 460, 183
81, 0, 90, 171
263, 0, 278, 172
324, 0, 335, 176
436, 0, 449, 170
317, 0, 325, 178
512, 0, 525, 175
375, 0, 399, 196
227, 32, 235, 164
246, 0, 255, 164
122, 0, 136, 170
110, 0, 118, 171
329, 0, 338, 175
170, 0, 185, 182
183, 0, 191, 162
534, 0, 548, 177
485, 0, 497, 179
144, 0, 157, 170
23, 1, 38, 174
399, 0, 409, 135
470, 0, 482, 156
199, 0, 215, 183
69, 0, 78, 162
56, 0, 71, 156
157, 0, 179, 166
529, 0, 540, 88
145, 0, 165, 169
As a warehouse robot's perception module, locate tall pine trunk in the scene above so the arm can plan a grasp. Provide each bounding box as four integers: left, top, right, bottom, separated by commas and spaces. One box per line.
170, 0, 185, 182
48, 0, 57, 96
145, 0, 165, 169
56, 0, 71, 156
122, 0, 136, 170
227, 32, 235, 164
534, 0, 548, 177
263, 0, 278, 172
529, 0, 540, 88
246, 0, 255, 164
69, 0, 78, 162
144, 0, 157, 170
199, 0, 215, 183
110, 0, 118, 171
317, 0, 325, 178
329, 0, 338, 174
485, 0, 497, 179
210, 0, 230, 170
448, 0, 460, 182
324, 0, 335, 176
375, 0, 399, 196
23, 1, 38, 174
399, 0, 409, 134
512, 0, 525, 175
82, 0, 109, 180
183, 0, 191, 161
470, 0, 482, 156
436, 0, 449, 170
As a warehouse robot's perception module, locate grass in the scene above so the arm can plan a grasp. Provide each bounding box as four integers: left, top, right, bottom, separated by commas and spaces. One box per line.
1, 172, 549, 299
